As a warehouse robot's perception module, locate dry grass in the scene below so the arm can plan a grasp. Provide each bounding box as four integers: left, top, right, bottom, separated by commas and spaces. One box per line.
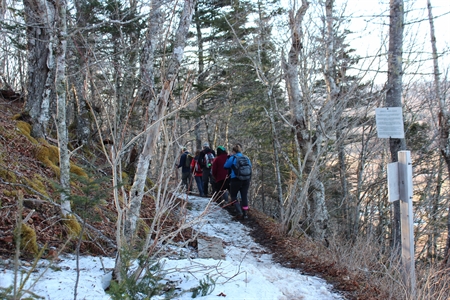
248, 209, 450, 299
415, 265, 450, 300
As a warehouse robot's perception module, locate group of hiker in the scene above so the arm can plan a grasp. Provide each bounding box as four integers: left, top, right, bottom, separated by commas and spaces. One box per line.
177, 142, 252, 219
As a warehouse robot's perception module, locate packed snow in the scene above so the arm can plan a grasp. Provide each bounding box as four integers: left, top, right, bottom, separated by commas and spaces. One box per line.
0, 194, 343, 299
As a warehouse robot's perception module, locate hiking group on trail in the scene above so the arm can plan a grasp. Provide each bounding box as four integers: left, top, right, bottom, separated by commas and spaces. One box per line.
177, 142, 252, 219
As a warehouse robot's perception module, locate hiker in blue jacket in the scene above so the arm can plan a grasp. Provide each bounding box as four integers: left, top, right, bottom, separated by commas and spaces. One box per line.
199, 142, 216, 196
224, 143, 252, 219
177, 147, 192, 193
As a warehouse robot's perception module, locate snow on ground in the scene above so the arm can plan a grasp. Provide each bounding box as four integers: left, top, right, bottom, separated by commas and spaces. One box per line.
0, 195, 344, 299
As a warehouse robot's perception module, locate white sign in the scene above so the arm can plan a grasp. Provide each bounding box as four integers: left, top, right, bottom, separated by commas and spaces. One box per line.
375, 107, 405, 138
387, 162, 399, 202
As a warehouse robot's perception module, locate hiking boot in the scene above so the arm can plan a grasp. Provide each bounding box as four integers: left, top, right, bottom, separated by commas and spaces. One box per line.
234, 213, 243, 220
243, 210, 248, 219
234, 202, 243, 216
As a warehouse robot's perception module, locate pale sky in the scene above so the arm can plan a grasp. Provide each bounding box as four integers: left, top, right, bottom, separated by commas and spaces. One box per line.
280, 0, 450, 84
344, 0, 450, 82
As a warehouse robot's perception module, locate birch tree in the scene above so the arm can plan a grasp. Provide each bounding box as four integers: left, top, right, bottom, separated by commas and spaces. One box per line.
54, 0, 71, 216
282, 0, 330, 240
124, 0, 197, 240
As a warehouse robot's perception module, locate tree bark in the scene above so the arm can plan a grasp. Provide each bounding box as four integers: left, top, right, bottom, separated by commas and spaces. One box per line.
23, 0, 56, 138
125, 0, 197, 240
386, 0, 405, 251
54, 0, 70, 216
283, 0, 329, 240
427, 0, 450, 265
71, 0, 91, 147
194, 3, 204, 151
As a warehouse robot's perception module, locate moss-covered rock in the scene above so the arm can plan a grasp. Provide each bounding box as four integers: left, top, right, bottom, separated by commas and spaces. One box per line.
16, 121, 38, 144
0, 168, 17, 183
18, 224, 39, 255
70, 163, 88, 178
23, 174, 49, 197
3, 190, 17, 197
34, 143, 60, 176
16, 120, 89, 184
63, 214, 82, 238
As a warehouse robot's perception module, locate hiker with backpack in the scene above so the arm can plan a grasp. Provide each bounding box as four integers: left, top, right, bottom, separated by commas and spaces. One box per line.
212, 146, 229, 204
224, 143, 252, 219
199, 142, 216, 196
190, 149, 205, 197
177, 147, 193, 193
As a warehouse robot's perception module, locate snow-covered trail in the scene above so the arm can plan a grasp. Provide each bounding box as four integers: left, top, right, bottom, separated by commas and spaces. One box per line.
0, 195, 344, 300
158, 195, 344, 300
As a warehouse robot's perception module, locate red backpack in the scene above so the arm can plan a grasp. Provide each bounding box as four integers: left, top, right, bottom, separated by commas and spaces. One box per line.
194, 159, 201, 172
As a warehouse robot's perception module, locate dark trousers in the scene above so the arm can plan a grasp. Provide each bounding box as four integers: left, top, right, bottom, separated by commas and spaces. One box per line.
214, 179, 229, 202
194, 176, 204, 196
202, 167, 213, 195
181, 171, 192, 192
229, 178, 250, 214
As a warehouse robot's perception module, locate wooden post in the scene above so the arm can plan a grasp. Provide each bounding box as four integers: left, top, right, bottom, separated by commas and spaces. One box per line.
398, 151, 416, 296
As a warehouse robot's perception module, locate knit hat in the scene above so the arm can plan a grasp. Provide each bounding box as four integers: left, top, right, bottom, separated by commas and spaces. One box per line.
217, 146, 226, 152
203, 142, 209, 147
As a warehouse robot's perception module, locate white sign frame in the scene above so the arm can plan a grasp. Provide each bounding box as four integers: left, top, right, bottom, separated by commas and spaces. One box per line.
375, 107, 405, 139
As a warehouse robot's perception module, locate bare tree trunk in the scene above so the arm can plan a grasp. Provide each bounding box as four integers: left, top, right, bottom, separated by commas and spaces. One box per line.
194, 4, 205, 150
336, 126, 352, 237
266, 98, 284, 222
71, 0, 91, 147
23, 0, 56, 138
283, 0, 328, 240
125, 0, 197, 240
427, 0, 450, 265
386, 0, 405, 251
54, 0, 71, 216
283, 1, 312, 234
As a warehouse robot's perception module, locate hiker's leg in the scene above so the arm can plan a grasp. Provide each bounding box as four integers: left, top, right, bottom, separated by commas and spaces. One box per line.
213, 180, 222, 202
240, 179, 250, 216
223, 178, 230, 202
202, 168, 209, 195
209, 172, 215, 194
195, 176, 204, 196
229, 178, 239, 201
230, 179, 243, 216
181, 172, 189, 191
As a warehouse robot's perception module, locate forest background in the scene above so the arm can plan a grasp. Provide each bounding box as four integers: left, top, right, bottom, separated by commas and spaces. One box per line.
1, 0, 450, 299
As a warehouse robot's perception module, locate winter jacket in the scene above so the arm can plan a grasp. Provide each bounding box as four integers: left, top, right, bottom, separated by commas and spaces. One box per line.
190, 156, 203, 177
224, 152, 252, 179
199, 147, 216, 169
212, 153, 228, 182
178, 151, 191, 173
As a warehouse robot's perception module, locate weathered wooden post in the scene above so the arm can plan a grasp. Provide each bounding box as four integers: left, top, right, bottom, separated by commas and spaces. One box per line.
377, 108, 416, 296
398, 151, 416, 295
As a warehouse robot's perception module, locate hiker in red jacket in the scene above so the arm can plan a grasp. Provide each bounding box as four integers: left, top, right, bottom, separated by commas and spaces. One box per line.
190, 150, 205, 197
212, 146, 229, 204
